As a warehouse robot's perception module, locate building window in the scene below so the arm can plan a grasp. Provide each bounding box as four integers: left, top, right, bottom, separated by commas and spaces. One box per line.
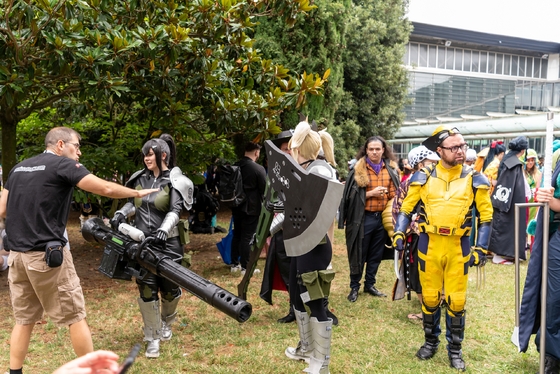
446, 48, 454, 70
438, 46, 446, 69
488, 53, 496, 74
472, 51, 479, 73
480, 52, 488, 73
519, 56, 526, 77
504, 55, 511, 75
419, 44, 428, 67
512, 56, 519, 77
410, 43, 419, 67
496, 54, 503, 75
463, 50, 472, 72
404, 43, 549, 80
429, 46, 437, 68
455, 49, 463, 71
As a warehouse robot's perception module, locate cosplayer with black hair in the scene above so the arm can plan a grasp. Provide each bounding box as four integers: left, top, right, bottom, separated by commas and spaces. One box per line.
110, 134, 193, 358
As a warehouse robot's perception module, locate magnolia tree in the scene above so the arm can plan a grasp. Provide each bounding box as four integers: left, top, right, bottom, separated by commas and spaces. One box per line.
0, 0, 328, 183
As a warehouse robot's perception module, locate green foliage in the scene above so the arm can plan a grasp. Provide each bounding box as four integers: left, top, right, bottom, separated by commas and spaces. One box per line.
0, 0, 327, 182
254, 0, 348, 129
254, 0, 410, 178
338, 0, 411, 144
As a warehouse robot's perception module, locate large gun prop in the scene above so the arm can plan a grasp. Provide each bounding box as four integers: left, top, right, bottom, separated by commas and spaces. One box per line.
82, 218, 252, 323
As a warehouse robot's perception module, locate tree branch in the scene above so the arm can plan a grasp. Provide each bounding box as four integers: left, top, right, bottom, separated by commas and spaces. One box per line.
18, 85, 82, 120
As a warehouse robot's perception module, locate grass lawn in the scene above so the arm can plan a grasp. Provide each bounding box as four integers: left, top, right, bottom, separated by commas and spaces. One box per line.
0, 214, 541, 373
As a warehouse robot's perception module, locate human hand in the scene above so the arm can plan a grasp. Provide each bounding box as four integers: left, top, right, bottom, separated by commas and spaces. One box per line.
469, 248, 487, 267
136, 188, 160, 198
110, 213, 126, 231
392, 231, 405, 251
536, 187, 554, 203
52, 350, 120, 374
153, 229, 168, 247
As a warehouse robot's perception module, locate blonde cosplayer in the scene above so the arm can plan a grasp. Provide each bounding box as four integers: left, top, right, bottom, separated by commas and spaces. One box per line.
289, 121, 321, 164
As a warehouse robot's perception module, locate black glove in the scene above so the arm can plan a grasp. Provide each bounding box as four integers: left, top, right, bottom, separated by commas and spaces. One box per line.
110, 212, 126, 231
469, 248, 487, 267
153, 229, 168, 247
392, 231, 405, 251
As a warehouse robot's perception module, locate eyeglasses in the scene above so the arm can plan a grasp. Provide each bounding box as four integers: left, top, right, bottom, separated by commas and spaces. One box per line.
440, 144, 468, 153
63, 140, 81, 150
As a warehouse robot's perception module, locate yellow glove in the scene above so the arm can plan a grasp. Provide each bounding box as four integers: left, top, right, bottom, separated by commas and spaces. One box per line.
392, 231, 405, 251
469, 247, 488, 267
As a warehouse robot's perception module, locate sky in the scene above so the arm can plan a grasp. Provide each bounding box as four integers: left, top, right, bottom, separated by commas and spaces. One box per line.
407, 0, 560, 43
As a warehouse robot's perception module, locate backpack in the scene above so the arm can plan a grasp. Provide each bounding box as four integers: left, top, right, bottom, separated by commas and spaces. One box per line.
218, 164, 246, 208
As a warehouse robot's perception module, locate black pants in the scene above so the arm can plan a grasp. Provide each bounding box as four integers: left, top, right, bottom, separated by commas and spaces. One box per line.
137, 237, 183, 302
289, 238, 332, 322
231, 212, 259, 269
350, 211, 386, 290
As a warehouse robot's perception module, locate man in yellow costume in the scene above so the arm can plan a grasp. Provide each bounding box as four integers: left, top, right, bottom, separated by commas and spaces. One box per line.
392, 126, 493, 371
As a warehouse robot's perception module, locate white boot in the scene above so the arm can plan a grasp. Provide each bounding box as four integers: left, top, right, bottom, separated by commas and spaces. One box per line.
138, 298, 162, 358
303, 318, 333, 374
285, 309, 312, 363
161, 293, 181, 341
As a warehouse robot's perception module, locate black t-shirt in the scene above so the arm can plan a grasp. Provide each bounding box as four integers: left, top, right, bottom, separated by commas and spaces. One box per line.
4, 152, 90, 251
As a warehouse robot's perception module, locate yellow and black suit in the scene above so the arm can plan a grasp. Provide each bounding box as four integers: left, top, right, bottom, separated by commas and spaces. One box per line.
395, 162, 492, 356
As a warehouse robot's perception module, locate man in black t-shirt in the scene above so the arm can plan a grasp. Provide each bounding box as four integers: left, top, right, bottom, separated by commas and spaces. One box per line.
0, 127, 158, 374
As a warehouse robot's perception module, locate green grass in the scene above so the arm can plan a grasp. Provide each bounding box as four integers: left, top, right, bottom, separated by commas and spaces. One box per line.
0, 224, 541, 373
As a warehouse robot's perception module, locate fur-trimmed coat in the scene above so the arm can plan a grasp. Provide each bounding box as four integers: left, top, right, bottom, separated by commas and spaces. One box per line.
338, 157, 400, 275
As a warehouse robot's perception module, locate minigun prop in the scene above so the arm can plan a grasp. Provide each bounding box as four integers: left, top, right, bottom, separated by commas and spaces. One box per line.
82, 218, 252, 323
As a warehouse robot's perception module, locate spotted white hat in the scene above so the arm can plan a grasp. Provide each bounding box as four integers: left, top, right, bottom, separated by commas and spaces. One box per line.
408, 146, 440, 168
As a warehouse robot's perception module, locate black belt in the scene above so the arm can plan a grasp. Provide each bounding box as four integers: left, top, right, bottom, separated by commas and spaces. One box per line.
365, 211, 382, 216
11, 246, 45, 253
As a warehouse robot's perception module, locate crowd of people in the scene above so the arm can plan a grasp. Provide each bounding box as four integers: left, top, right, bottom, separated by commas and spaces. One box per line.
0, 124, 557, 373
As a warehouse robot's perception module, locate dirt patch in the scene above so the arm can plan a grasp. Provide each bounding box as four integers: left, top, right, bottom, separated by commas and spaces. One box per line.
0, 208, 233, 297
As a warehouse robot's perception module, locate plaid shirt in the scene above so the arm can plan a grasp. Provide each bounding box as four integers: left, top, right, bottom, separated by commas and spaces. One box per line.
365, 162, 396, 212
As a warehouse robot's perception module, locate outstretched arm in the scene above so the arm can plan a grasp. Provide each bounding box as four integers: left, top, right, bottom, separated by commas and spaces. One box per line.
77, 174, 158, 199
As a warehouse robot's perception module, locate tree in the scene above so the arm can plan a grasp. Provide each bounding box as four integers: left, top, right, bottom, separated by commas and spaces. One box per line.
254, 0, 348, 129
338, 0, 411, 143
0, 0, 326, 183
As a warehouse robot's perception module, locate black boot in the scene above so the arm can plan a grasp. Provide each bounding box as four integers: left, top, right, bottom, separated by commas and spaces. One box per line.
544, 355, 560, 374
416, 309, 440, 360
448, 343, 466, 371
447, 311, 466, 371
324, 297, 339, 326
277, 305, 296, 323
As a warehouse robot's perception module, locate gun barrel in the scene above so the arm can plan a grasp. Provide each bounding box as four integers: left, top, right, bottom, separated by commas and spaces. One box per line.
82, 218, 252, 322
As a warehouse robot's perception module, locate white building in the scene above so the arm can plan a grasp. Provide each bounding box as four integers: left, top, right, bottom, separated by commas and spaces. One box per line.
391, 21, 560, 157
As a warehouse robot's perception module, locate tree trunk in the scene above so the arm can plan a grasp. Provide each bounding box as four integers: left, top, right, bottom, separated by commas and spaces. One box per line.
0, 114, 18, 186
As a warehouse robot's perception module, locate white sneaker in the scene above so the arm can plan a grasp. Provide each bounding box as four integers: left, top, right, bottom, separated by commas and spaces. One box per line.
240, 268, 260, 276
231, 264, 242, 273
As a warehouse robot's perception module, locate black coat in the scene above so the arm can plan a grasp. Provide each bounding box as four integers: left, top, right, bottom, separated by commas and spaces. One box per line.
488, 154, 527, 259
338, 157, 399, 275
233, 156, 267, 216
518, 161, 560, 353
259, 231, 291, 305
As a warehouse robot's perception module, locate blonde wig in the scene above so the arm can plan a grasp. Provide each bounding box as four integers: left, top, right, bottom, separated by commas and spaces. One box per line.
288, 121, 321, 162
318, 129, 337, 167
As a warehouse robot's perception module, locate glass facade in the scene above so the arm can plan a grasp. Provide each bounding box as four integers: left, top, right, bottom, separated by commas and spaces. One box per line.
405, 72, 560, 120
404, 42, 548, 79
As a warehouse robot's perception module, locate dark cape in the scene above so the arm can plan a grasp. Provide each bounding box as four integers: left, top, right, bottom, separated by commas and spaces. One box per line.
488, 154, 527, 259
259, 230, 290, 304
518, 162, 560, 355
